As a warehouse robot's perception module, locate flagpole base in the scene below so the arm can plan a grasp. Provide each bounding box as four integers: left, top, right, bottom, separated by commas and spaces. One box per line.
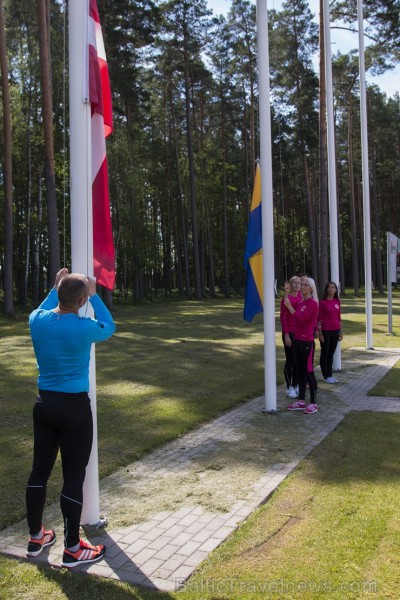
261, 408, 279, 414
82, 515, 108, 529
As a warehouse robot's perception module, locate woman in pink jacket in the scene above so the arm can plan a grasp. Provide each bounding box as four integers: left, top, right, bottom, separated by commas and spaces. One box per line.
284, 277, 319, 414
318, 281, 343, 383
280, 276, 302, 399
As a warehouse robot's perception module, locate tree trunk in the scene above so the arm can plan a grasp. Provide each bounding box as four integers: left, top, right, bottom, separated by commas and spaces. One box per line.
221, 90, 229, 297
183, 29, 201, 299
337, 192, 346, 295
24, 105, 33, 310
33, 170, 44, 306
303, 155, 318, 280
247, 46, 256, 181
0, 0, 14, 316
205, 207, 216, 297
97, 284, 113, 309
170, 88, 190, 297
242, 85, 250, 218
371, 144, 383, 293
37, 0, 60, 286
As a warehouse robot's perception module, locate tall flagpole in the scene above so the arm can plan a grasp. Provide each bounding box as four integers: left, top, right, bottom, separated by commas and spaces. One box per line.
387, 232, 393, 334
357, 0, 374, 349
323, 0, 341, 370
69, 0, 103, 525
256, 0, 277, 413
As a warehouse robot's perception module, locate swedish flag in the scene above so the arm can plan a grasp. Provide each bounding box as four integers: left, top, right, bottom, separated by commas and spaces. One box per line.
244, 162, 263, 322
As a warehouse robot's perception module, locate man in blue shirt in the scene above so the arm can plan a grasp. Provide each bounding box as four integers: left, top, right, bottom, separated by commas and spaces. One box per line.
26, 268, 116, 567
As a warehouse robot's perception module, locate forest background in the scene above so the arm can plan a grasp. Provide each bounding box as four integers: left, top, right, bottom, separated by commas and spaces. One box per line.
0, 0, 399, 316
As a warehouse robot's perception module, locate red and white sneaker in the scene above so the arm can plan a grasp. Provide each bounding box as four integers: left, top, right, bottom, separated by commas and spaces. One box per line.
62, 539, 106, 568
304, 403, 318, 414
287, 400, 306, 411
27, 527, 56, 557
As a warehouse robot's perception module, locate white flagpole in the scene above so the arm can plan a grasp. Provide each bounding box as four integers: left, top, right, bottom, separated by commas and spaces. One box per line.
323, 0, 341, 370
256, 0, 277, 413
387, 232, 393, 334
357, 0, 374, 349
69, 0, 103, 526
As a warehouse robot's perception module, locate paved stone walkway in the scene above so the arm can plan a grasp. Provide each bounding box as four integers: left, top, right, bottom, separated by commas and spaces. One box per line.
0, 347, 399, 592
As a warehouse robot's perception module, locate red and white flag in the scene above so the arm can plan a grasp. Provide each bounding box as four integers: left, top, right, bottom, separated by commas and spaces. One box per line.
88, 0, 115, 289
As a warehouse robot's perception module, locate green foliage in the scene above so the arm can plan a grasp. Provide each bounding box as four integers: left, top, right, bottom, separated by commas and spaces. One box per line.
332, 0, 400, 69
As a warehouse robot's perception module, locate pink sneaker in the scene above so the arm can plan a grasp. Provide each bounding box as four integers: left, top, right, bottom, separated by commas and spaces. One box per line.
304, 403, 318, 414
287, 400, 306, 411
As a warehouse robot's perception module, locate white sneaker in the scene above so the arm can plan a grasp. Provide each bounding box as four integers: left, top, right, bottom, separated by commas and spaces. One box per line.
331, 377, 339, 383
324, 377, 335, 384
286, 386, 297, 399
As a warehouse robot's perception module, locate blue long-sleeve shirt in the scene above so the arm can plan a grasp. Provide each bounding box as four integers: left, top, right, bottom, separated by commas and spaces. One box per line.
29, 288, 116, 393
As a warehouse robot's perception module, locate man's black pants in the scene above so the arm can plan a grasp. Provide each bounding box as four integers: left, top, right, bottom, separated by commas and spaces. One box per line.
26, 390, 93, 548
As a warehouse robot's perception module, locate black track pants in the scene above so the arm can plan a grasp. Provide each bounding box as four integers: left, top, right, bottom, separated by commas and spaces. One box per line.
293, 339, 318, 403
26, 390, 93, 548
319, 330, 340, 379
282, 332, 297, 389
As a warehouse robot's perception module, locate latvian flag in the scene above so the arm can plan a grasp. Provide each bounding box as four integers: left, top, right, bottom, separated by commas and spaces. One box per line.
88, 0, 115, 289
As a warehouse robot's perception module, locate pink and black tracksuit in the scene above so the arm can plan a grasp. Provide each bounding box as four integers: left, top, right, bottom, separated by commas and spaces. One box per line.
280, 293, 302, 389
292, 297, 319, 403
318, 299, 341, 379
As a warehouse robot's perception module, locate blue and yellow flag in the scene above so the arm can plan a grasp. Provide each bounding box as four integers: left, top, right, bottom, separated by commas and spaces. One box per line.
244, 162, 263, 322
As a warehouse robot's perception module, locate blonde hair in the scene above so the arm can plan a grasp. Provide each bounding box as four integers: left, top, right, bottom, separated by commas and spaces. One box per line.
289, 275, 300, 284
306, 277, 319, 302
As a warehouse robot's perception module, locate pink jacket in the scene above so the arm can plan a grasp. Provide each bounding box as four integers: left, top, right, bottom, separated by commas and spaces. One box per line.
318, 299, 341, 331
292, 297, 319, 342
280, 293, 302, 334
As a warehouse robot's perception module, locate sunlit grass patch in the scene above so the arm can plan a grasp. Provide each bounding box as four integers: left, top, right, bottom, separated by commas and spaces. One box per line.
179, 412, 400, 600
369, 359, 400, 397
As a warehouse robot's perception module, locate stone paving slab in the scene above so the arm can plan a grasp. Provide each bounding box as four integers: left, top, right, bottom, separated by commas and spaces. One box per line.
0, 347, 399, 592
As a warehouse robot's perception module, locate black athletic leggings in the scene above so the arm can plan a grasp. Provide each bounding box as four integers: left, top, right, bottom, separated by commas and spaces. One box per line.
319, 330, 340, 379
282, 332, 297, 388
26, 390, 93, 548
293, 339, 318, 403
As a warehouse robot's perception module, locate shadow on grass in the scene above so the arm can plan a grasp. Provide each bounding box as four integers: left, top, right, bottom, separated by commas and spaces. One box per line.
0, 300, 269, 530
1, 555, 173, 600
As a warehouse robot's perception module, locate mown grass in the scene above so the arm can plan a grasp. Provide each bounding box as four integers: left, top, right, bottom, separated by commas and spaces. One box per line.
369, 358, 400, 396
0, 298, 269, 530
0, 288, 399, 598
177, 411, 400, 600
1, 412, 400, 599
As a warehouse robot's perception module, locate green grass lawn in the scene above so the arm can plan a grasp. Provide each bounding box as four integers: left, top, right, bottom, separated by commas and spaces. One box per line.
1, 411, 400, 599
0, 289, 399, 598
178, 411, 400, 600
369, 359, 400, 396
